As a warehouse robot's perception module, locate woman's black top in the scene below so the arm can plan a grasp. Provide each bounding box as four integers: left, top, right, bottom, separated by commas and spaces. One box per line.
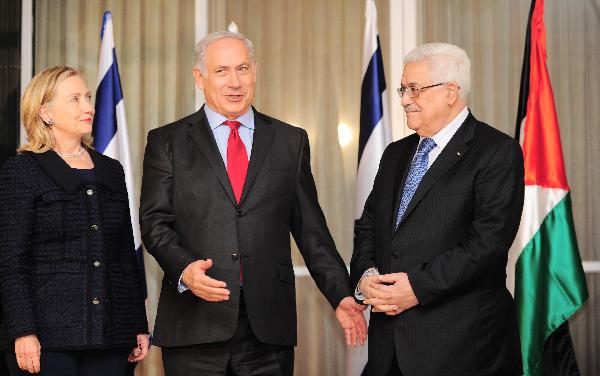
73, 168, 97, 183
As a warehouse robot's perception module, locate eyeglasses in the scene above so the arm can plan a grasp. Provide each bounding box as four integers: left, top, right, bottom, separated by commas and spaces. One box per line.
396, 83, 446, 99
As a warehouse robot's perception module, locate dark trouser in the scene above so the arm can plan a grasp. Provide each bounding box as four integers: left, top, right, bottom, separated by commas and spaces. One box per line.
363, 351, 403, 376
386, 352, 402, 376
5, 348, 130, 376
162, 290, 294, 376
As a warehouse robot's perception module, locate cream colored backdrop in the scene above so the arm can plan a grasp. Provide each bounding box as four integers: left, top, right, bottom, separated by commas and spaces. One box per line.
34, 0, 385, 374
33, 0, 598, 375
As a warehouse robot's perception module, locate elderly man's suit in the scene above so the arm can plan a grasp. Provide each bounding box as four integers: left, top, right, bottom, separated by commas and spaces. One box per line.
351, 113, 524, 376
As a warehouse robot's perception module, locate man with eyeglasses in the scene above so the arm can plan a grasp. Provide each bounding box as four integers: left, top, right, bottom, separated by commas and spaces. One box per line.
350, 43, 524, 376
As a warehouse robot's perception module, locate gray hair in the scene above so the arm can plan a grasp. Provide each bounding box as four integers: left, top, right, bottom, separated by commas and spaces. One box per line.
195, 31, 256, 73
404, 43, 471, 100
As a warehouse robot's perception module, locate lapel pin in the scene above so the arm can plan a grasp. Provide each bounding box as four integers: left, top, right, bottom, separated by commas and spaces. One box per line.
457, 152, 461, 156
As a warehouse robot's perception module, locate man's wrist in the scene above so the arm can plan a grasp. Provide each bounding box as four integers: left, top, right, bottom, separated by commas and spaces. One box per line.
178, 270, 189, 293
354, 267, 379, 300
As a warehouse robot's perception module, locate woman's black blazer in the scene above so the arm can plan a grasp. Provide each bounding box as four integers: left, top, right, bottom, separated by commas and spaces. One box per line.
0, 150, 147, 350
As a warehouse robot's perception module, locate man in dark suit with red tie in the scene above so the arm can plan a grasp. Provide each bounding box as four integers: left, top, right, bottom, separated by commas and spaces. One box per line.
351, 43, 524, 375
140, 31, 366, 376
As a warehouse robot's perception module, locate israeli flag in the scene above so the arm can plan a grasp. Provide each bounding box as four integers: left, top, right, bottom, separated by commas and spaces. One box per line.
92, 11, 146, 296
347, 1, 392, 374
355, 0, 392, 219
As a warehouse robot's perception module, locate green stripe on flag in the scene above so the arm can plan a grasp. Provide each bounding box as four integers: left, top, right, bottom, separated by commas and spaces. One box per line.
515, 192, 588, 376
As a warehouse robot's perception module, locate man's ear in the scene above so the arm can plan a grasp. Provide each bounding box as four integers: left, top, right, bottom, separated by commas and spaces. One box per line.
446, 82, 460, 106
251, 61, 257, 84
192, 67, 205, 90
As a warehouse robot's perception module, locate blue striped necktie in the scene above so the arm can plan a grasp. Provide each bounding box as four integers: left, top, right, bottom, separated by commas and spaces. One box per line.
395, 138, 437, 229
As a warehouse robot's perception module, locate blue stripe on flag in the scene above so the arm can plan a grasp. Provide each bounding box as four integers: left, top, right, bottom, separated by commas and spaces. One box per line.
100, 12, 111, 39
94, 12, 148, 312
92, 50, 124, 153
358, 36, 386, 162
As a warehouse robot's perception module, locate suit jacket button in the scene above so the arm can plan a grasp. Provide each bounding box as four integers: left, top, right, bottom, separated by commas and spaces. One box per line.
92, 298, 100, 305
231, 253, 239, 261
86, 189, 94, 196
392, 252, 400, 259
236, 210, 244, 217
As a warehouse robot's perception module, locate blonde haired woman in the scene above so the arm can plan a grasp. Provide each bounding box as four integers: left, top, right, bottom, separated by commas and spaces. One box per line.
0, 66, 148, 375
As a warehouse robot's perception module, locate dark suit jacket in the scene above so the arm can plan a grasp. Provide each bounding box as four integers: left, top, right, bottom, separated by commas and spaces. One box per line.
140, 107, 350, 347
0, 150, 147, 350
351, 113, 524, 376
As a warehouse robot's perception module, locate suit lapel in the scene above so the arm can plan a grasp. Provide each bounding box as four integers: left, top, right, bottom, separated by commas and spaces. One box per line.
185, 107, 237, 206
88, 149, 120, 191
394, 114, 476, 233
31, 149, 121, 193
31, 151, 83, 193
239, 110, 274, 205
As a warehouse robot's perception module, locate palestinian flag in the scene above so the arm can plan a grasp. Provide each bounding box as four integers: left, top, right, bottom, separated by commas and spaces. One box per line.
507, 0, 589, 375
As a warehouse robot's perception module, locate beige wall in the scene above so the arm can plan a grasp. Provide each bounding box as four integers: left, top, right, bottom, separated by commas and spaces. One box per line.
32, 0, 598, 374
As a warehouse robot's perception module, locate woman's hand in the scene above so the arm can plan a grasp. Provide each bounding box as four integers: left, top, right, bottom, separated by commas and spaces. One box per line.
15, 334, 41, 373
127, 333, 150, 362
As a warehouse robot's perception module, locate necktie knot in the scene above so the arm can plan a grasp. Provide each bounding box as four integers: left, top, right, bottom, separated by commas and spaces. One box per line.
417, 137, 436, 155
224, 120, 242, 130
224, 119, 248, 204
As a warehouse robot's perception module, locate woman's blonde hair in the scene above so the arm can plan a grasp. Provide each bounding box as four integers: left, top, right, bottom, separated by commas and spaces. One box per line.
18, 65, 93, 153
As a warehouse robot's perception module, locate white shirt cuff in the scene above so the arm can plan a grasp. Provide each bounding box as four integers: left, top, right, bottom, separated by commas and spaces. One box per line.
177, 272, 189, 293
354, 267, 379, 301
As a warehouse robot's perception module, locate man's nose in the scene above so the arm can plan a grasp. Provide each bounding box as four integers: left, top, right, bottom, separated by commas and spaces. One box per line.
400, 92, 413, 107
228, 72, 241, 87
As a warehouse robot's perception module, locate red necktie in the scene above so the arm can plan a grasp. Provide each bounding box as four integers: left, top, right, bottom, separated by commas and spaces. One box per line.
224, 120, 248, 283
224, 120, 248, 204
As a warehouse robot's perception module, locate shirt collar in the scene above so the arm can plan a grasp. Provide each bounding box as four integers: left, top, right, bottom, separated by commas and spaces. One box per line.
203, 105, 255, 130
426, 106, 469, 149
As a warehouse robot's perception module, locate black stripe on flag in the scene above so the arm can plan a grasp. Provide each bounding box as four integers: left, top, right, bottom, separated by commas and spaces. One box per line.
515, 0, 536, 140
